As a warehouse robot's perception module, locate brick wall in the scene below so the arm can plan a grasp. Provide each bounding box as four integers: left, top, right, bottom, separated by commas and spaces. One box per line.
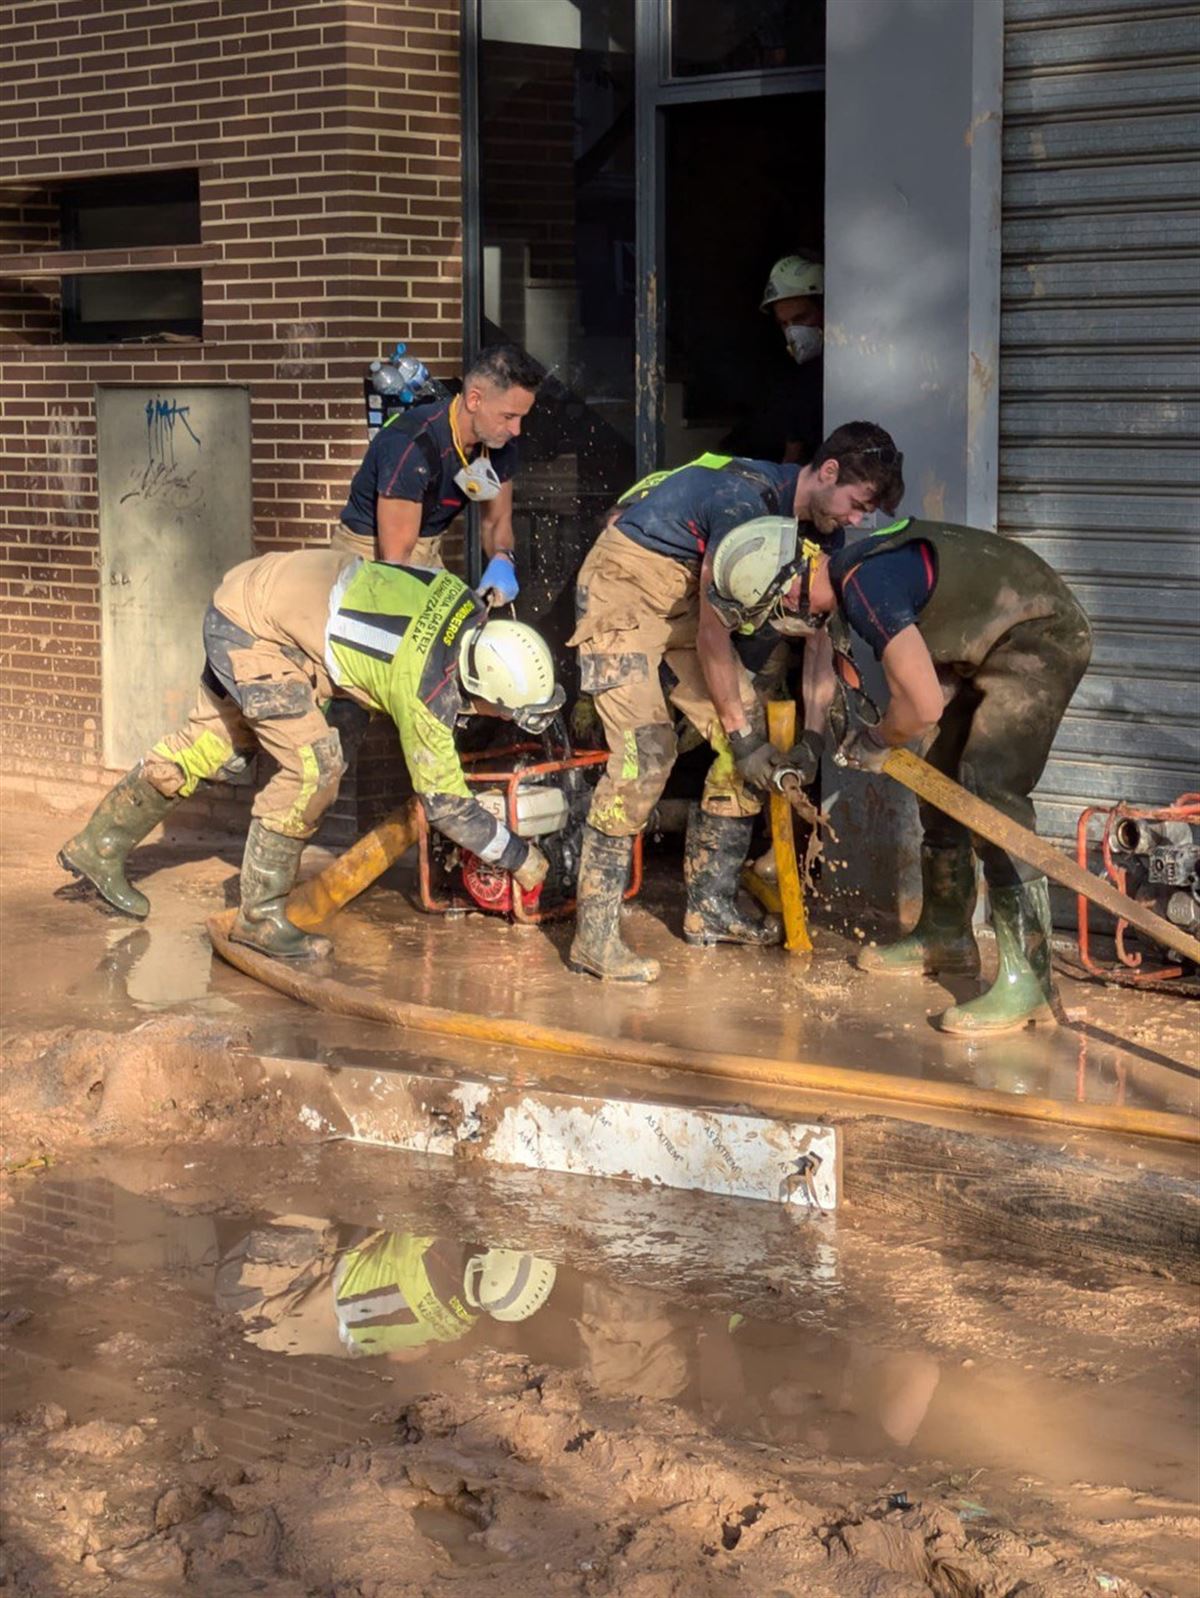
0, 0, 464, 829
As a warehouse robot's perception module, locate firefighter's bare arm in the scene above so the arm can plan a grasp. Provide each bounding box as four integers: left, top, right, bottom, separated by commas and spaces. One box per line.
376, 497, 424, 564
801, 628, 836, 734
878, 624, 943, 744
697, 556, 752, 737
480, 479, 515, 558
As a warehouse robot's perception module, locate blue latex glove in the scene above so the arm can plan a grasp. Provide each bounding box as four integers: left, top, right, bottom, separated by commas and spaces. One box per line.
478, 553, 519, 605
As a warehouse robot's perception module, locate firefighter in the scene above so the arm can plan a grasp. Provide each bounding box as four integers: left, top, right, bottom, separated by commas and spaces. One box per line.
721, 252, 825, 467
566, 422, 904, 984
332, 342, 541, 605
709, 514, 1093, 1035
58, 549, 564, 959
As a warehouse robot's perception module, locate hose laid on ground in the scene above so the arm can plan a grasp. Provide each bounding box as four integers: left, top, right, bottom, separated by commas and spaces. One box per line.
207, 908, 1198, 1145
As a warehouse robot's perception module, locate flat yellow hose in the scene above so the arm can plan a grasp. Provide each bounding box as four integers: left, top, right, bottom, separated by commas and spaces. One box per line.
883, 749, 1200, 966
766, 700, 812, 954
208, 908, 1198, 1145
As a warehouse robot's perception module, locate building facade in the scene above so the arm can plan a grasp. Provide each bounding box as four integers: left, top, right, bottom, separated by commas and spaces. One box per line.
1, 0, 1196, 895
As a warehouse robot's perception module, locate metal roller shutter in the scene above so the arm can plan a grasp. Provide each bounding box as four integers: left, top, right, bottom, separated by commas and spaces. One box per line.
1000, 0, 1200, 857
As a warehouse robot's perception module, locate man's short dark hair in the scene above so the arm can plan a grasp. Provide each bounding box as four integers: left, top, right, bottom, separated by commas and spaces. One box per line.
464, 343, 542, 395
812, 421, 905, 514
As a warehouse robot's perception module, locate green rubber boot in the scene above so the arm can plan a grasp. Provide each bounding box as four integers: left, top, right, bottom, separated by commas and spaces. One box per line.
229, 821, 332, 961
856, 842, 981, 977
683, 807, 783, 947
58, 765, 181, 918
936, 876, 1059, 1036
568, 825, 659, 983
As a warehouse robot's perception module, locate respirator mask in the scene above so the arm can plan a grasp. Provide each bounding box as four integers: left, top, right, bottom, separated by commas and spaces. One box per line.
455, 454, 502, 503
784, 324, 824, 367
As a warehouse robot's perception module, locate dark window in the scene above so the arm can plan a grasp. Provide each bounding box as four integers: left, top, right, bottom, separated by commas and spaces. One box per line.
62, 269, 203, 344
59, 170, 202, 344
670, 0, 824, 78
60, 170, 201, 250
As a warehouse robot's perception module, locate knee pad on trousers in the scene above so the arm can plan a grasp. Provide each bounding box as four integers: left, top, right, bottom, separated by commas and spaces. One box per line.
146, 729, 236, 799
258, 730, 346, 839
591, 724, 677, 836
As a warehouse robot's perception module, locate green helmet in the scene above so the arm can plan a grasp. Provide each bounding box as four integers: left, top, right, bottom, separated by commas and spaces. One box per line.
759, 254, 824, 313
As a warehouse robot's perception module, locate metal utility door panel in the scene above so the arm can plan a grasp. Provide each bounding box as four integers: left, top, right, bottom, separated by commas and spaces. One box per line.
96, 386, 253, 768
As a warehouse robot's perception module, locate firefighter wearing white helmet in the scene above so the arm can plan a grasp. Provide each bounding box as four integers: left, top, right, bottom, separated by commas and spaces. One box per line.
60, 551, 562, 956
723, 253, 825, 469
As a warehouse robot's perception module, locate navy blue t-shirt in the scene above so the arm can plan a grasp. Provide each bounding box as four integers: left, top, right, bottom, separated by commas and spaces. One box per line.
340, 400, 519, 543
614, 458, 801, 565
833, 537, 936, 658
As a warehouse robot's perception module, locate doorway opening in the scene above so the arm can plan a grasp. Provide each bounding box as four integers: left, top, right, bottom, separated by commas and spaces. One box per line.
662, 91, 825, 466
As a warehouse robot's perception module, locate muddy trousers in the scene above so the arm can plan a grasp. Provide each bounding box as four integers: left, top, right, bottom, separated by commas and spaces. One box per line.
921, 612, 1092, 889
329, 525, 446, 569
141, 607, 345, 841
570, 527, 765, 838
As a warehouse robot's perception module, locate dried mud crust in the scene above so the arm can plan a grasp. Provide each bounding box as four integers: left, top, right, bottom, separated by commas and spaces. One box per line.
0, 1357, 1170, 1598
0, 1016, 329, 1166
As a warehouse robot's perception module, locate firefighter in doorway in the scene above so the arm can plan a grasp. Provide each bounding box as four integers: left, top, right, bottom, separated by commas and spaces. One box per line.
566, 422, 904, 984
59, 550, 564, 960
721, 253, 825, 468
332, 343, 541, 604
710, 514, 1093, 1036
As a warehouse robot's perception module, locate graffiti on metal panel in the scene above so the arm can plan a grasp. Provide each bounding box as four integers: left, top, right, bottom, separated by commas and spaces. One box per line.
119, 396, 205, 510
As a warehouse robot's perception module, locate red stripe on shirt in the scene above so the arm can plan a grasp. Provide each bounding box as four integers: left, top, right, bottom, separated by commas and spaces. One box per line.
380, 403, 448, 497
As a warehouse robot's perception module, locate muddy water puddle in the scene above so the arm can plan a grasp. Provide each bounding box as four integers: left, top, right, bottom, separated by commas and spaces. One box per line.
2, 1161, 1196, 1517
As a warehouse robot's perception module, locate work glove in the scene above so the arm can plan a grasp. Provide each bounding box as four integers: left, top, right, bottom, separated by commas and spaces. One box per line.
773, 729, 824, 790
478, 552, 519, 606
512, 841, 549, 891
835, 724, 892, 773
570, 693, 602, 748
728, 727, 784, 792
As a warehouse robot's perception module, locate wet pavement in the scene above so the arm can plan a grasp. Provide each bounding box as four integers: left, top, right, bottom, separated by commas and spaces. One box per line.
6, 798, 1198, 1123
2, 1146, 1196, 1511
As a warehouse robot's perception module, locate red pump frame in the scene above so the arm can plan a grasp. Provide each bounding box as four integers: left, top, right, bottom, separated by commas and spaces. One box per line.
1075, 792, 1200, 983
415, 742, 642, 924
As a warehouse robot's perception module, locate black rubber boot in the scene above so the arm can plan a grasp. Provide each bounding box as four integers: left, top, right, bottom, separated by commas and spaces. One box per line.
568, 825, 659, 983
936, 876, 1059, 1036
856, 841, 981, 977
230, 821, 333, 961
58, 765, 181, 919
683, 806, 783, 947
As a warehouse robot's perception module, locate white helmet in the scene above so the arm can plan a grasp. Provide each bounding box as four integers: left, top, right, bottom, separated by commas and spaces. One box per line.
759, 254, 824, 313
709, 516, 827, 637
462, 1248, 557, 1322
458, 617, 565, 733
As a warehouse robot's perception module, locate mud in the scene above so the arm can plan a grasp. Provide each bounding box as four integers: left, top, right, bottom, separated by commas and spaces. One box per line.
2, 794, 1198, 1596
2, 1151, 1197, 1596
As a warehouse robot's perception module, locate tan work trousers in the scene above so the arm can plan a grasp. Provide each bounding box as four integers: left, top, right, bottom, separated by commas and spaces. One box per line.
569, 526, 763, 837
329, 525, 445, 569
143, 624, 344, 841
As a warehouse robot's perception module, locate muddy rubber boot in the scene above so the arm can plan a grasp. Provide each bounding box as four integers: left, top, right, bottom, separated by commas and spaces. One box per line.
682, 807, 783, 947
230, 820, 333, 961
856, 842, 981, 977
936, 876, 1059, 1037
57, 765, 181, 919
568, 825, 659, 983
